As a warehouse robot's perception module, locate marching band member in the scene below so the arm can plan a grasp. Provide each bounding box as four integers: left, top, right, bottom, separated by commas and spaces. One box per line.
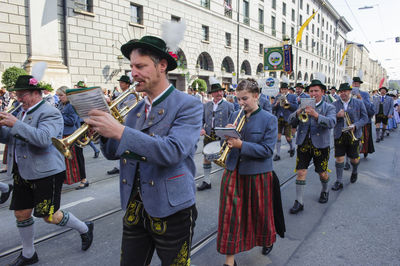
293, 82, 310, 137
373, 86, 394, 142
259, 92, 272, 113
198, 77, 234, 191
352, 76, 375, 158
329, 86, 340, 101
217, 79, 284, 266
272, 80, 298, 161
86, 33, 203, 265
331, 83, 368, 191
288, 77, 336, 213
0, 74, 93, 266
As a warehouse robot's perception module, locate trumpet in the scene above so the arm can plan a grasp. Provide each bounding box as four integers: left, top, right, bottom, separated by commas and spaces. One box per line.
298, 110, 308, 123
342, 112, 357, 142
279, 94, 290, 109
213, 107, 246, 168
52, 82, 140, 159
1, 101, 23, 118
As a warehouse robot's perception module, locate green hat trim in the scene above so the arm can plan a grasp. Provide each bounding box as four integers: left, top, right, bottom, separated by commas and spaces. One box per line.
120, 36, 177, 71
338, 83, 351, 91
306, 79, 326, 91
10, 75, 45, 91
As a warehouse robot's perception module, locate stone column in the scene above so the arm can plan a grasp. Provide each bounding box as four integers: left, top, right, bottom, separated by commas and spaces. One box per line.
26, 0, 71, 88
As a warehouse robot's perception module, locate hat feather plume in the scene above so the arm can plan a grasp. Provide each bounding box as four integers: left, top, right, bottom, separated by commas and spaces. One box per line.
343, 75, 352, 84
161, 20, 186, 53
281, 75, 289, 83
209, 76, 220, 86
31, 61, 47, 82
357, 69, 363, 80
314, 72, 326, 84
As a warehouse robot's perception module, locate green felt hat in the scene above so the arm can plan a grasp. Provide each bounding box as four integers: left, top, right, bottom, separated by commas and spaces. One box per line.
120, 36, 177, 71
338, 83, 352, 91
117, 75, 132, 84
208, 83, 224, 93
9, 75, 44, 91
306, 79, 327, 91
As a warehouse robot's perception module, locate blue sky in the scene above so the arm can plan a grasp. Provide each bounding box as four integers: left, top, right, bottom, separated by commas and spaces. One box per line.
330, 0, 400, 80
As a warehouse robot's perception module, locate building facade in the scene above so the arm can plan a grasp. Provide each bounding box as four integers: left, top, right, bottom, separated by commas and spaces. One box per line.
0, 0, 384, 92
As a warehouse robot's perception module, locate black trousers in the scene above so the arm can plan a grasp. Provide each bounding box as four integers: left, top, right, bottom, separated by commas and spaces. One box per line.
121, 197, 197, 266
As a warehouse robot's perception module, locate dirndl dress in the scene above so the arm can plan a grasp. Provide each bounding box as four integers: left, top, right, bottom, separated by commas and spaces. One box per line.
64, 144, 86, 185
360, 123, 375, 155
217, 168, 276, 255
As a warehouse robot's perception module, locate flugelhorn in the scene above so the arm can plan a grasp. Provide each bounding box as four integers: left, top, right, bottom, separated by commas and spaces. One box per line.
52, 82, 140, 159
1, 100, 23, 118
213, 107, 246, 168
279, 94, 290, 109
342, 112, 357, 142
298, 110, 308, 123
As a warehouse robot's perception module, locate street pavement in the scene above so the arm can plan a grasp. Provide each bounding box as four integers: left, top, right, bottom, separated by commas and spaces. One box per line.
0, 129, 399, 265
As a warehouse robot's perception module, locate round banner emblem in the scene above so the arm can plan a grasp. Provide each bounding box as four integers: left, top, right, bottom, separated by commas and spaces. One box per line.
268, 52, 283, 69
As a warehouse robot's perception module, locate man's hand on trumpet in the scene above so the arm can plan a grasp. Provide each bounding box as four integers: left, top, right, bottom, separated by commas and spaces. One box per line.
0, 112, 18, 127
85, 109, 125, 140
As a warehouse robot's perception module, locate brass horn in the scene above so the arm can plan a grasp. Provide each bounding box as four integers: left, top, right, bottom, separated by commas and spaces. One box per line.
213, 107, 246, 168
298, 110, 309, 123
52, 82, 140, 159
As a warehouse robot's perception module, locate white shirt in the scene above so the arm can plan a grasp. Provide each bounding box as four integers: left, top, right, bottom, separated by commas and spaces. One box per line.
341, 98, 351, 111
212, 99, 223, 128
144, 84, 172, 119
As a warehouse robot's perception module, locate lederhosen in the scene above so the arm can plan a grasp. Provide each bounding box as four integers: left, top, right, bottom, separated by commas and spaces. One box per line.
334, 111, 360, 159
375, 99, 388, 125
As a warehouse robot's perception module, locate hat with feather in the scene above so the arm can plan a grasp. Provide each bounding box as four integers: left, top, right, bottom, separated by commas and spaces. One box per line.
10, 62, 47, 91
208, 76, 224, 93
120, 20, 186, 71
306, 72, 326, 91
352, 69, 364, 84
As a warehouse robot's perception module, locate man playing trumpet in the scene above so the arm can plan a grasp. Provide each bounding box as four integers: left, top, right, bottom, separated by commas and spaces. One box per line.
288, 78, 336, 213
331, 83, 368, 191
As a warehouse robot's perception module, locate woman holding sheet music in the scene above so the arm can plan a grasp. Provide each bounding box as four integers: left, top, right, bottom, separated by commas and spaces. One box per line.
56, 86, 88, 189
217, 79, 285, 266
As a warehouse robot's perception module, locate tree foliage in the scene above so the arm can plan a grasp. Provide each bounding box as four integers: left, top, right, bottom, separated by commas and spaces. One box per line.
191, 79, 207, 92
1, 66, 27, 90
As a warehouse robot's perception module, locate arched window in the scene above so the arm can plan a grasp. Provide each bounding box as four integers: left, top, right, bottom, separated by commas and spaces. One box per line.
240, 60, 251, 75
196, 52, 214, 71
221, 56, 235, 73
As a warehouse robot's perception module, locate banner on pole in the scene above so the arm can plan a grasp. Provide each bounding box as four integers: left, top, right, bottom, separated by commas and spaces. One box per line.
264, 47, 284, 71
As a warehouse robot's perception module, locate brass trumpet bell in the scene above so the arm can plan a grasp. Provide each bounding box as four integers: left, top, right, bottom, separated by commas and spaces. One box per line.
52, 82, 140, 158
299, 111, 309, 123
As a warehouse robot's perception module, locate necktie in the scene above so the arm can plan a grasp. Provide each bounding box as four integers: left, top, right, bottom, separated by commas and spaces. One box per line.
381, 96, 384, 103
144, 104, 150, 119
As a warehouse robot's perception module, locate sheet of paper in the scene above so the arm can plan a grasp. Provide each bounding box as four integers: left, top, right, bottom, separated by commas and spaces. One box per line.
66, 87, 110, 120
214, 127, 241, 139
300, 98, 316, 109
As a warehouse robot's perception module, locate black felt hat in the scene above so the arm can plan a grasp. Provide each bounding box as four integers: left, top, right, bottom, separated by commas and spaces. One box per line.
338, 83, 352, 91
330, 86, 337, 91
117, 75, 132, 84
306, 79, 327, 91
352, 77, 363, 84
280, 82, 289, 89
209, 83, 224, 93
295, 83, 304, 88
120, 36, 177, 71
10, 75, 44, 91
379, 87, 388, 93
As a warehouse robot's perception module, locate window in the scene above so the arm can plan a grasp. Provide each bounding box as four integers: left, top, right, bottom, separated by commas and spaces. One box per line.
299, 15, 303, 26
171, 15, 180, 22
300, 0, 303, 9
202, 25, 209, 41
322, 18, 324, 27
311, 60, 314, 69
306, 4, 309, 14
130, 3, 143, 24
312, 24, 314, 34
271, 16, 276, 36
291, 26, 295, 42
291, 9, 295, 22
200, 0, 210, 9
74, 0, 93, 13
259, 8, 264, 31
225, 32, 231, 47
272, 0, 276, 10
282, 3, 286, 16
317, 28, 319, 37
318, 14, 320, 23
282, 22, 286, 38
306, 59, 308, 67
299, 56, 302, 65
244, 38, 249, 51
322, 30, 324, 40
306, 35, 308, 50
259, 43, 263, 55
224, 0, 232, 18
243, 0, 249, 25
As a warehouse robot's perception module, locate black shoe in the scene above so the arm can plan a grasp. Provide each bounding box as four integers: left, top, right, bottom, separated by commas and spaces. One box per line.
386, 132, 389, 136
289, 200, 304, 214
223, 260, 237, 266
0, 168, 7, 173
331, 181, 343, 191
350, 173, 358, 183
81, 221, 94, 251
261, 244, 274, 255
107, 167, 119, 175
197, 181, 211, 191
289, 149, 295, 157
363, 153, 368, 158
380, 135, 384, 141
376, 138, 380, 143
318, 192, 329, 204
76, 181, 89, 190
273, 155, 281, 161
0, 184, 13, 204
93, 151, 99, 158
344, 162, 350, 170
9, 252, 38, 266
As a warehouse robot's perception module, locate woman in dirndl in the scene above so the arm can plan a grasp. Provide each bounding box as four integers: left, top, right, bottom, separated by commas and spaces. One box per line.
56, 86, 88, 189
217, 79, 285, 266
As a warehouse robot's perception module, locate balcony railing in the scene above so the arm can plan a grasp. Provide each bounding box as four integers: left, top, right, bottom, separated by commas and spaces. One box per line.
200, 0, 210, 9
259, 23, 264, 32
224, 9, 232, 18
243, 16, 250, 26
272, 29, 276, 37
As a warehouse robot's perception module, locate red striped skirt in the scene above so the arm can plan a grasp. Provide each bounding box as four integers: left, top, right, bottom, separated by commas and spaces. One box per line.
217, 169, 276, 255
64, 145, 83, 185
